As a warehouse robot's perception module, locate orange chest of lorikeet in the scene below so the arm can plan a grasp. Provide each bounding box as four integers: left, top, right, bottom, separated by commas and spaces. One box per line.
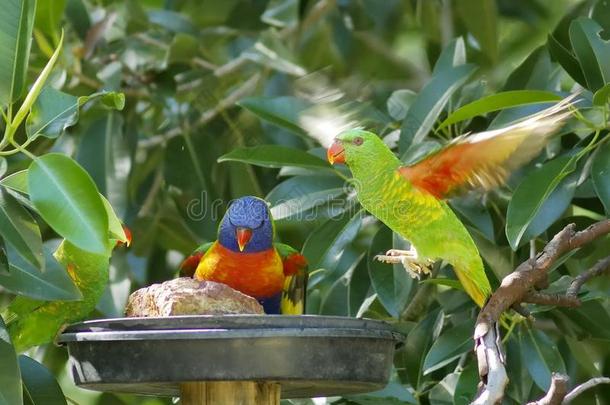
195, 241, 284, 299
180, 196, 308, 314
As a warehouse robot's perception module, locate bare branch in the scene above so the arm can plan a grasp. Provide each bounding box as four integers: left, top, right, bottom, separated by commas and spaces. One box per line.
476, 220, 610, 339
521, 291, 580, 307
566, 255, 610, 298
526, 373, 569, 405
563, 377, 610, 403
472, 325, 508, 405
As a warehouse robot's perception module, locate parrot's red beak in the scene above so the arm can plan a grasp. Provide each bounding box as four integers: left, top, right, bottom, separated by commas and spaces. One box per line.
236, 227, 253, 252
327, 141, 345, 165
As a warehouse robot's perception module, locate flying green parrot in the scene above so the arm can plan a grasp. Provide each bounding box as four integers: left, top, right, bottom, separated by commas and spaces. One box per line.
326, 97, 573, 307
3, 227, 130, 353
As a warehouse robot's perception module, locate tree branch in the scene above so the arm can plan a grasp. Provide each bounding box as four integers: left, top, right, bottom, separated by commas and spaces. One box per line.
526, 373, 569, 405
473, 219, 610, 404
563, 377, 610, 403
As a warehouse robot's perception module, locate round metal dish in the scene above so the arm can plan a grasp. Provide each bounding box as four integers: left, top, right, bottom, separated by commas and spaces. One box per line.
58, 315, 404, 399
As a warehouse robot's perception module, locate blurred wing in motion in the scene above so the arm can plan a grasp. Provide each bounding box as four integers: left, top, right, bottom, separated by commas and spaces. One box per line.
399, 95, 577, 198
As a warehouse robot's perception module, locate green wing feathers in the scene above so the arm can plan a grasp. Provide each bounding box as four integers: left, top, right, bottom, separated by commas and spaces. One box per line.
275, 243, 309, 315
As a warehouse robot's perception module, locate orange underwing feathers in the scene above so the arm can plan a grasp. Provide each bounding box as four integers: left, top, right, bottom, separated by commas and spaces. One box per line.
399, 95, 577, 198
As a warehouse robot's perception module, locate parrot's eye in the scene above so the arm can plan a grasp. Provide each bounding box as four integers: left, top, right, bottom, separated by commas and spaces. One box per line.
353, 136, 364, 146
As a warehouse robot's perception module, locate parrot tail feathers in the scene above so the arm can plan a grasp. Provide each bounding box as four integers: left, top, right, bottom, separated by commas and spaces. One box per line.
453, 262, 492, 308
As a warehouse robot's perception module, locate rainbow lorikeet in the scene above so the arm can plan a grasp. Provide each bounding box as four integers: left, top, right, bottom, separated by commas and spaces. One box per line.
180, 196, 308, 314
327, 97, 573, 307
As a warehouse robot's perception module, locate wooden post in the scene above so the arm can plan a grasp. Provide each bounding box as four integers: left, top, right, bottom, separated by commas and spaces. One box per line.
180, 381, 281, 405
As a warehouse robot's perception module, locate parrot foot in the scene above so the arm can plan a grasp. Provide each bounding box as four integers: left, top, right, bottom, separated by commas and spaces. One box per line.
374, 248, 433, 279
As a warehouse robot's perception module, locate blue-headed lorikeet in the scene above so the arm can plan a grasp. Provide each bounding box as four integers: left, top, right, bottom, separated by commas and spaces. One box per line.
180, 196, 308, 314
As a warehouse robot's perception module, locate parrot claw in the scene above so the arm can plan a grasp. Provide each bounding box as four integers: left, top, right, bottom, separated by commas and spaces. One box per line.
374, 248, 432, 279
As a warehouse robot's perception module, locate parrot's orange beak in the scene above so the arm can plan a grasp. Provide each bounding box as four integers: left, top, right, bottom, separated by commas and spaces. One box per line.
327, 141, 345, 165
236, 227, 253, 252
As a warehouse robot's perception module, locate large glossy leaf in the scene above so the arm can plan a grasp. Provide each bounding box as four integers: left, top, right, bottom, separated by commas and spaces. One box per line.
238, 96, 311, 136
423, 318, 475, 375
20, 355, 67, 405
348, 253, 371, 317
399, 64, 476, 153
367, 226, 412, 318
506, 156, 578, 249
218, 145, 332, 170
28, 154, 109, 255
266, 175, 345, 220
77, 113, 130, 218
403, 310, 442, 389
592, 140, 610, 214
0, 0, 35, 105
0, 320, 20, 405
0, 243, 82, 301
346, 380, 417, 404
302, 210, 363, 287
432, 37, 466, 75
437, 90, 561, 130
0, 189, 43, 270
0, 317, 21, 404
519, 325, 566, 391
547, 35, 588, 88
570, 18, 610, 91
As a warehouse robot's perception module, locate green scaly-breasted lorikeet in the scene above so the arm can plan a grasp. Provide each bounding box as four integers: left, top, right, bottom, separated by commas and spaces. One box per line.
3, 226, 131, 353
327, 96, 574, 307
180, 196, 308, 314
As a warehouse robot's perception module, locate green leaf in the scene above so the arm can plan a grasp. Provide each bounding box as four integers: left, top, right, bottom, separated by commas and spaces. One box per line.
0, 0, 35, 105
348, 254, 371, 317
387, 89, 417, 121
432, 37, 466, 75
9, 30, 64, 136
261, 0, 298, 28
0, 243, 82, 301
76, 113, 130, 218
0, 189, 43, 270
28, 154, 109, 255
519, 325, 566, 391
346, 380, 417, 404
450, 196, 495, 242
0, 317, 21, 405
506, 156, 578, 250
0, 170, 28, 194
457, 0, 498, 64
302, 210, 363, 287
592, 140, 610, 214
570, 17, 610, 91
454, 362, 478, 405
266, 175, 345, 221
238, 96, 311, 136
218, 145, 332, 170
26, 86, 77, 139
593, 83, 610, 105
100, 195, 127, 243
147, 9, 197, 35
547, 35, 588, 88
26, 88, 124, 140
399, 63, 476, 152
403, 310, 441, 389
423, 318, 475, 375
34, 0, 66, 41
437, 90, 561, 131
20, 355, 67, 405
367, 226, 412, 318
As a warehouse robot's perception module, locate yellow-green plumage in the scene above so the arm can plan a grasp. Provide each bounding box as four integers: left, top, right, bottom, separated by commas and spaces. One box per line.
3, 241, 110, 352
342, 134, 491, 306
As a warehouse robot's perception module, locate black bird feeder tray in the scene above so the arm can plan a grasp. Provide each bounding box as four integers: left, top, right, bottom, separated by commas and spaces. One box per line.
59, 315, 403, 404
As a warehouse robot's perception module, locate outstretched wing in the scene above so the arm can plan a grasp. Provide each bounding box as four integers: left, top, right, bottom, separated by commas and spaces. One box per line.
275, 243, 308, 315
179, 242, 213, 277
399, 96, 576, 199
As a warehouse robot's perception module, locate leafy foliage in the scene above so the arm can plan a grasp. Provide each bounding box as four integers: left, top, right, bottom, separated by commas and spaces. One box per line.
1, 0, 610, 404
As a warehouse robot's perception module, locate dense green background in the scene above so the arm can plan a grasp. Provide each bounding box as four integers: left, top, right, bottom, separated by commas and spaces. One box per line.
1, 0, 610, 403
